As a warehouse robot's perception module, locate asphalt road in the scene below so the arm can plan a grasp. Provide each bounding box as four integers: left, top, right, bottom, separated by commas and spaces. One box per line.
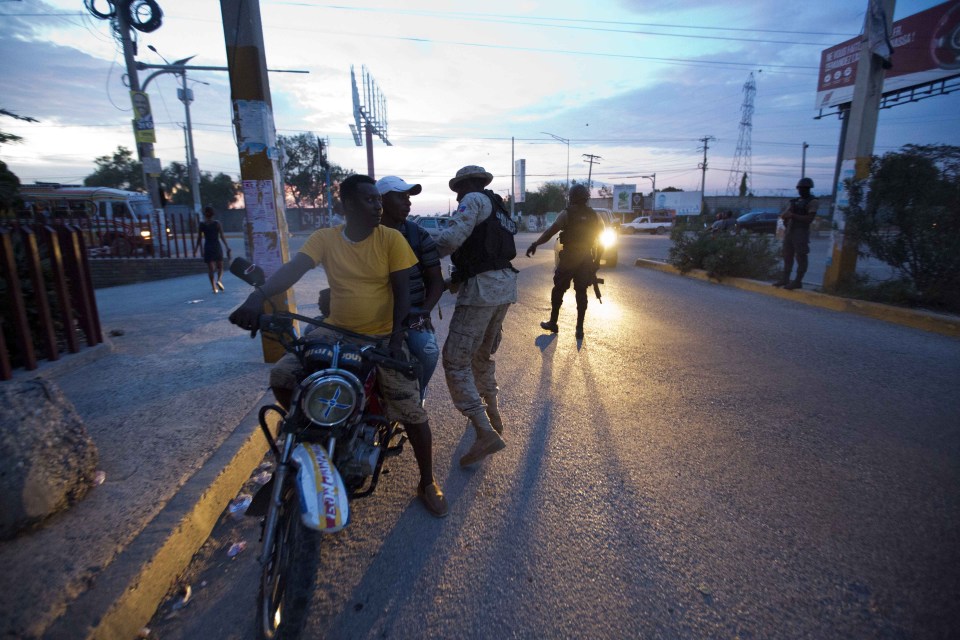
148, 232, 960, 639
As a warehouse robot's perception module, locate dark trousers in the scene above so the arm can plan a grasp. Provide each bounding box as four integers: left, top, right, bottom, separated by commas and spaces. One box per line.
782, 229, 810, 280
551, 249, 595, 317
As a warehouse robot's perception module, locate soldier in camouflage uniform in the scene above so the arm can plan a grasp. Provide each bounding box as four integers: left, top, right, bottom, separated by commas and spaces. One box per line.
774, 177, 820, 290
435, 166, 518, 467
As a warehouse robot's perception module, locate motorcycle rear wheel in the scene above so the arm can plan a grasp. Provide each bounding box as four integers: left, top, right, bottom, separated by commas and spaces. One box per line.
256, 480, 320, 640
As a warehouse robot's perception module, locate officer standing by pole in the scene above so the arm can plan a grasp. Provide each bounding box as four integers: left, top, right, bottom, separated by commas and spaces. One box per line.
774, 177, 820, 290
526, 183, 603, 339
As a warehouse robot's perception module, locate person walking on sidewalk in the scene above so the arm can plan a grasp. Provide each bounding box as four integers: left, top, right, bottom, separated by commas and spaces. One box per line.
196, 206, 231, 293
773, 178, 820, 290
229, 174, 448, 517
525, 183, 603, 339
376, 175, 444, 403
435, 165, 517, 467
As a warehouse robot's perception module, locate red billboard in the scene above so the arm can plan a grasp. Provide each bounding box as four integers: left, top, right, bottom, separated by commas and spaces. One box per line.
816, 0, 960, 108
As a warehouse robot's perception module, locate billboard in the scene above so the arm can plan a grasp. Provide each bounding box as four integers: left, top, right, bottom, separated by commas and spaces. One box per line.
655, 191, 702, 216
513, 159, 526, 203
612, 184, 636, 213
817, 0, 960, 109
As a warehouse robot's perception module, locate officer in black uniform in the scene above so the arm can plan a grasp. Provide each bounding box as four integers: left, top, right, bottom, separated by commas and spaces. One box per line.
526, 184, 603, 339
774, 177, 820, 290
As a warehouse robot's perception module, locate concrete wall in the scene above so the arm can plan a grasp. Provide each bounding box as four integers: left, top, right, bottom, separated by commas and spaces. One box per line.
89, 258, 210, 289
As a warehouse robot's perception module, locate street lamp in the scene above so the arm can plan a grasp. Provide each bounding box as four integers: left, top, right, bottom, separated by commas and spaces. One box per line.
641, 173, 656, 211
540, 131, 570, 192
143, 46, 203, 215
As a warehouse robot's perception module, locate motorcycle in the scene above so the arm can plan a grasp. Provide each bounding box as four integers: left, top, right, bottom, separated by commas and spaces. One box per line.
230, 258, 419, 639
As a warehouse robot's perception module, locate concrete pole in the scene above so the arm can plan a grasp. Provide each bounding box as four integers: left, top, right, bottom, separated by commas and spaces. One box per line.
116, 8, 163, 212
220, 0, 294, 363
823, 0, 895, 289
179, 72, 203, 214
510, 136, 515, 219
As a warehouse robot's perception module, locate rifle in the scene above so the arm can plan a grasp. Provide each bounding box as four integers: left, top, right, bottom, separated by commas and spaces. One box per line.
591, 260, 604, 303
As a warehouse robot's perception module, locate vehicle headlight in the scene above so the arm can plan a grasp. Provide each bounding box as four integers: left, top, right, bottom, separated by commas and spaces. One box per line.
599, 228, 617, 248
140, 230, 152, 238
299, 371, 362, 427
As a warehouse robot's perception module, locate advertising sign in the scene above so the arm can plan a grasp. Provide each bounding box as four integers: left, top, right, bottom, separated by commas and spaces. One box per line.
612, 184, 636, 213
655, 191, 702, 216
130, 91, 155, 143
816, 0, 960, 108
514, 159, 526, 203
631, 192, 644, 210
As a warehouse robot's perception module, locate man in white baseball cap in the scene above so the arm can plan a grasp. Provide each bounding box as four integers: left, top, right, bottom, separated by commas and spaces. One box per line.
375, 175, 447, 517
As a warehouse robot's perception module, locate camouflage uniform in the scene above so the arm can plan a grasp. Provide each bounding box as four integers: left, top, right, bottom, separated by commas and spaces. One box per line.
435, 191, 518, 417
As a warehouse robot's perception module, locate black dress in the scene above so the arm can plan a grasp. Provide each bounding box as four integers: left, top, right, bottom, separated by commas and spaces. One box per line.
198, 220, 223, 262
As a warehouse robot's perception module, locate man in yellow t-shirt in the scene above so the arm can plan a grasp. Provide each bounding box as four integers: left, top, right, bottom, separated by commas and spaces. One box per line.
229, 174, 448, 517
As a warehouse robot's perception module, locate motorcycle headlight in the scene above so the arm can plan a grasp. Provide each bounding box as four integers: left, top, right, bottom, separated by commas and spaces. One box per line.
299, 370, 362, 427
600, 228, 617, 248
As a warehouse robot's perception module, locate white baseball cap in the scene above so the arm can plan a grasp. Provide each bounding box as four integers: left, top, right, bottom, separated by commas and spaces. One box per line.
376, 176, 422, 195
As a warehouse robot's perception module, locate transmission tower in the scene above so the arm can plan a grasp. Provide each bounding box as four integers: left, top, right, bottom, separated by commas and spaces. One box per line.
726, 72, 757, 196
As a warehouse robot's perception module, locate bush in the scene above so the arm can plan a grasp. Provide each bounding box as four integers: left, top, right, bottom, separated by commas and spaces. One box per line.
840, 144, 960, 313
668, 227, 779, 280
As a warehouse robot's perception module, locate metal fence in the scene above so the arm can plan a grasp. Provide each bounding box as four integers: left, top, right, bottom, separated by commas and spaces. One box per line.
0, 222, 103, 380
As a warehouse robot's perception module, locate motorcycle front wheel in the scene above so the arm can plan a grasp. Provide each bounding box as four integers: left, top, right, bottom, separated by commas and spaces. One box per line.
256, 478, 320, 640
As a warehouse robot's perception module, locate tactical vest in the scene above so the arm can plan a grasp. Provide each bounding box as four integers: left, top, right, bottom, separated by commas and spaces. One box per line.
450, 191, 518, 283
786, 196, 819, 231
558, 204, 601, 248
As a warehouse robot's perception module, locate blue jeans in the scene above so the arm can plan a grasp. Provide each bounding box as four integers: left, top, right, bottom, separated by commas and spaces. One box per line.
406, 328, 439, 401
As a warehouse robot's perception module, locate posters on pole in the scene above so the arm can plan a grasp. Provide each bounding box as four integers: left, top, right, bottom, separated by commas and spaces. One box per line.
130, 91, 155, 143
242, 179, 284, 276
612, 184, 636, 213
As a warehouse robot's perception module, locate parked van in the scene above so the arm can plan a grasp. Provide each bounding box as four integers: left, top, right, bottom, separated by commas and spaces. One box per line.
17, 184, 164, 256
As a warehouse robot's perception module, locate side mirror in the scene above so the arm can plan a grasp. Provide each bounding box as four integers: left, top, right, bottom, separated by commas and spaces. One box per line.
229, 256, 265, 287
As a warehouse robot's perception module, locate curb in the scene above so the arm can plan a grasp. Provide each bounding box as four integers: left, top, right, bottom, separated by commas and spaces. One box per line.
635, 259, 960, 339
44, 393, 280, 640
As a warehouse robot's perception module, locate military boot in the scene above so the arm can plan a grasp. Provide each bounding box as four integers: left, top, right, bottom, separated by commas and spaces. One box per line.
772, 272, 790, 287
459, 411, 506, 467
575, 307, 586, 340
482, 394, 504, 437
784, 279, 803, 290
540, 304, 560, 333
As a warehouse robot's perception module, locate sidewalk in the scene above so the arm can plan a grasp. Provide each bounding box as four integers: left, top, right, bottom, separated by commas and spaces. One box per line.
0, 266, 328, 640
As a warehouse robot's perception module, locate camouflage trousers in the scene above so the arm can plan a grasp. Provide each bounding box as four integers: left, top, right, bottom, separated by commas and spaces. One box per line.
442, 303, 511, 417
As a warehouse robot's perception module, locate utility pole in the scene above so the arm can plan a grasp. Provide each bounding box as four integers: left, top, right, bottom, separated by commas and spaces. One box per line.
220, 0, 295, 363
698, 135, 715, 214
801, 141, 809, 179
823, 0, 895, 289
116, 7, 163, 212
582, 153, 601, 190
641, 173, 656, 210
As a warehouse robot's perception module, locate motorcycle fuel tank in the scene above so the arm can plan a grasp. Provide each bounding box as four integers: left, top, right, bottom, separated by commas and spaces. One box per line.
292, 443, 350, 533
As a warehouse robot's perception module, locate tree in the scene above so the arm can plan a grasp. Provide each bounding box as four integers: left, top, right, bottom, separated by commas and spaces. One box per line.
520, 181, 567, 216
84, 146, 143, 191
160, 161, 240, 212
277, 134, 352, 228
842, 144, 960, 311
597, 184, 613, 198
1, 109, 35, 213
739, 172, 749, 197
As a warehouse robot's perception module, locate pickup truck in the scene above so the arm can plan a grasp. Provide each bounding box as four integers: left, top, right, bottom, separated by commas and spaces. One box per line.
621, 216, 672, 235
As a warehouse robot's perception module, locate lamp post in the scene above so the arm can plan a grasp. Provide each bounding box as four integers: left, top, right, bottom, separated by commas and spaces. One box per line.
541, 131, 570, 193
641, 173, 656, 211
143, 46, 203, 215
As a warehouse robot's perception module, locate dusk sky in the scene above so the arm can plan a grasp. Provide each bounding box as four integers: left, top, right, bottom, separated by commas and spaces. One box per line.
2, 0, 959, 214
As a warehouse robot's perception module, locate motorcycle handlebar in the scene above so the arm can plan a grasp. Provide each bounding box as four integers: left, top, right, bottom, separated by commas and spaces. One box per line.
257, 312, 420, 380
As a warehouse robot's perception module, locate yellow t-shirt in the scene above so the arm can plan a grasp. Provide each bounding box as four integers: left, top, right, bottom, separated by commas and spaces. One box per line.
299, 225, 417, 335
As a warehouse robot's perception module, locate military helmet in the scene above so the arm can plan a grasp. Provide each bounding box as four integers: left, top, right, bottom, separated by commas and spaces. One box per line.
796, 177, 814, 189
569, 184, 590, 204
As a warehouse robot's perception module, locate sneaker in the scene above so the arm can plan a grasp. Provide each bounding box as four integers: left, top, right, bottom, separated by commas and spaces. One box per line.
784, 280, 803, 290
217, 281, 225, 291
540, 321, 559, 333
417, 481, 449, 518
459, 430, 506, 467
